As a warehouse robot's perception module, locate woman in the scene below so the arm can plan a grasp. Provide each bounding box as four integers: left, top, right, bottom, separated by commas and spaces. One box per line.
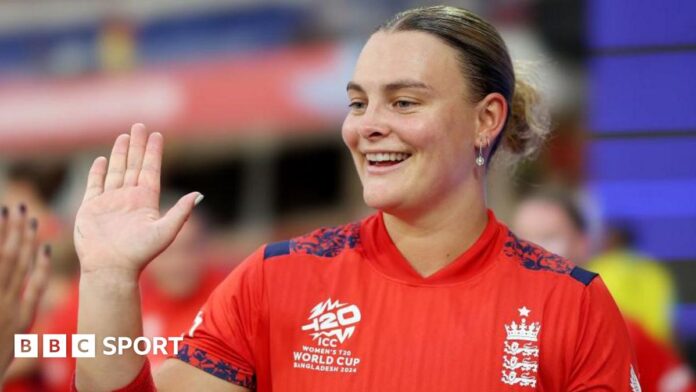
74, 6, 639, 391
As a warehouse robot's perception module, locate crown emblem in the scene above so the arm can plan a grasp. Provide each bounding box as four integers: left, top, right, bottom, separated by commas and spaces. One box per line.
504, 307, 541, 342
501, 306, 540, 388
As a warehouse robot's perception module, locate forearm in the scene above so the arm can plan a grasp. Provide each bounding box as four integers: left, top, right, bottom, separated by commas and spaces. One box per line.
76, 268, 146, 391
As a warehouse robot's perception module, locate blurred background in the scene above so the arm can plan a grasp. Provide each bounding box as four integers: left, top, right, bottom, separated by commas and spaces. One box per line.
0, 0, 694, 391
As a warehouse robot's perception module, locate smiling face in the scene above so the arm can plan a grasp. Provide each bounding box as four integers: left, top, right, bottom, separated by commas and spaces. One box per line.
342, 30, 482, 216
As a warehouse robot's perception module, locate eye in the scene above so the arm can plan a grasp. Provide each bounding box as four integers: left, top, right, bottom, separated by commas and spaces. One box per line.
348, 101, 366, 110
393, 100, 417, 110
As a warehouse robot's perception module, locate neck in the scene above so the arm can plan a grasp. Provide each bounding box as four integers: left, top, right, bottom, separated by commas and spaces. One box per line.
383, 178, 489, 277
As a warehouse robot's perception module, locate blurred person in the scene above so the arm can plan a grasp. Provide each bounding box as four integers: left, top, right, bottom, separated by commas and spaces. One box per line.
2, 161, 73, 311
1, 163, 69, 392
0, 205, 51, 387
2, 162, 67, 244
139, 210, 229, 370
73, 6, 640, 391
98, 17, 137, 73
512, 190, 696, 392
588, 225, 677, 345
511, 189, 590, 265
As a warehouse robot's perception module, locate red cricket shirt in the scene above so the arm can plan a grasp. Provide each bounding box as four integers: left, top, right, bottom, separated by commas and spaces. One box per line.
175, 210, 640, 391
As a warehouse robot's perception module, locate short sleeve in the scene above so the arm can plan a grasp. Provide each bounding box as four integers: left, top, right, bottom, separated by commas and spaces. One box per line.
173, 246, 265, 389
567, 277, 642, 391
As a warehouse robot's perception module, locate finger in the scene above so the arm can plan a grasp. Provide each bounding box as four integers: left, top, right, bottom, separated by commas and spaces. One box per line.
0, 206, 10, 286
82, 156, 108, 202
104, 134, 130, 191
9, 216, 38, 298
138, 132, 163, 193
0, 205, 8, 249
123, 123, 148, 187
19, 244, 50, 332
0, 204, 27, 288
156, 192, 204, 247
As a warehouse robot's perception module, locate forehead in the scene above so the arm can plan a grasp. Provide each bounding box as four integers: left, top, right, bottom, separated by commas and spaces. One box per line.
352, 30, 467, 93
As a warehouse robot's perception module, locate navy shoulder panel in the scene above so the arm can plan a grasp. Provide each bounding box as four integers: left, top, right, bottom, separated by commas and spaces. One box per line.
569, 266, 598, 286
176, 343, 256, 388
262, 221, 361, 261
290, 222, 361, 258
263, 240, 290, 260
503, 230, 589, 283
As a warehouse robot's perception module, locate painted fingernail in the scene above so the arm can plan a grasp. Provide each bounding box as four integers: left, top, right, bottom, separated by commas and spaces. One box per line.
43, 244, 52, 257
194, 193, 205, 206
1, 206, 7, 218
19, 203, 26, 215
30, 218, 38, 230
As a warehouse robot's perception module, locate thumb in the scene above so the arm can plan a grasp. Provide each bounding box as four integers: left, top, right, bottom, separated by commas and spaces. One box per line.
157, 192, 204, 245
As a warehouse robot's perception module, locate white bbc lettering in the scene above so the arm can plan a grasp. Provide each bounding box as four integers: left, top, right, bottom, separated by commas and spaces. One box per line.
14, 334, 183, 358
103, 337, 117, 355
72, 334, 96, 358
14, 334, 38, 358
43, 334, 67, 358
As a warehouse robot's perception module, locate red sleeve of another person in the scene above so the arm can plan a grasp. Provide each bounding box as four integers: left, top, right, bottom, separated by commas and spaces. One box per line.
567, 277, 642, 391
172, 246, 264, 389
626, 318, 696, 392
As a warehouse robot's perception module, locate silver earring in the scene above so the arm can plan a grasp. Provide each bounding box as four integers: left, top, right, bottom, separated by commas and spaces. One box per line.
476, 138, 487, 166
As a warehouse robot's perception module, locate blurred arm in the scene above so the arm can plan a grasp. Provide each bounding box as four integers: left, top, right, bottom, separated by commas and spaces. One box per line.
0, 205, 51, 384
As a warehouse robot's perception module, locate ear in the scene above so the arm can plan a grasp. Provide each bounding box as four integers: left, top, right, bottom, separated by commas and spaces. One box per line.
474, 92, 508, 146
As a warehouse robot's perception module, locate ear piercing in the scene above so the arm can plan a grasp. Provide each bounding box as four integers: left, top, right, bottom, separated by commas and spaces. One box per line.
476, 136, 489, 167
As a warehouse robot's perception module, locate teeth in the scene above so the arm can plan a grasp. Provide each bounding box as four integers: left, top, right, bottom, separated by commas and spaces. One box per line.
365, 152, 410, 162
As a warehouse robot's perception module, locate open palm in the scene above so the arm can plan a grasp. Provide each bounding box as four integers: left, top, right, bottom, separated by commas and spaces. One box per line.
75, 124, 201, 275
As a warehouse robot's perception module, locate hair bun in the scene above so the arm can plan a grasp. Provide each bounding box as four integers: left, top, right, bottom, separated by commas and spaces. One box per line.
499, 67, 551, 165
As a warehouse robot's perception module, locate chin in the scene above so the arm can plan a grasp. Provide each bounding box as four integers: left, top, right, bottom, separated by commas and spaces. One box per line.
362, 185, 416, 215
362, 188, 398, 211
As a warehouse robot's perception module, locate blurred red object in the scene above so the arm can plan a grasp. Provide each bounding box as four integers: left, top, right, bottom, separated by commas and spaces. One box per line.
627, 318, 696, 392
0, 42, 347, 155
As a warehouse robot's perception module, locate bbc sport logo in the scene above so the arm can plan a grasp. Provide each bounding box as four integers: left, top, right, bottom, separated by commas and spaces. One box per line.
14, 334, 183, 358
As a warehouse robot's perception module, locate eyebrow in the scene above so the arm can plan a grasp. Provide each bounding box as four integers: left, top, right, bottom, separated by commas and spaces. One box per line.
346, 79, 433, 93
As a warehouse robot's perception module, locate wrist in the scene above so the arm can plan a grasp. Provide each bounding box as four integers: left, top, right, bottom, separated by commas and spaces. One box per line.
80, 267, 141, 287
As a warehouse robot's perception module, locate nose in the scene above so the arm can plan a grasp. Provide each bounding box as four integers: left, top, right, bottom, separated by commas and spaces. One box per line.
357, 106, 391, 141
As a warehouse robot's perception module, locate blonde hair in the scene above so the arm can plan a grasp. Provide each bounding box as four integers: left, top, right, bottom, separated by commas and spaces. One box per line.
380, 5, 550, 166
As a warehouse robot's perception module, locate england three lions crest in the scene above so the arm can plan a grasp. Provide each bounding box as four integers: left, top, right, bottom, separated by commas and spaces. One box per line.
501, 306, 541, 388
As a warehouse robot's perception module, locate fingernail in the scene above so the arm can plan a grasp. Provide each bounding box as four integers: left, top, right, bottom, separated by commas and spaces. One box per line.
194, 193, 205, 206
19, 203, 26, 215
30, 218, 38, 230
1, 206, 7, 218
43, 244, 52, 257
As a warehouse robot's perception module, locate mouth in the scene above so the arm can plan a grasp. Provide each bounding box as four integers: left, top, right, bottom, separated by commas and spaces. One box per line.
364, 152, 412, 167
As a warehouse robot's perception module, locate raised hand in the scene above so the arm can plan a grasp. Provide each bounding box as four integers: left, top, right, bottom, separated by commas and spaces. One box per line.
74, 124, 202, 278
0, 205, 51, 380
